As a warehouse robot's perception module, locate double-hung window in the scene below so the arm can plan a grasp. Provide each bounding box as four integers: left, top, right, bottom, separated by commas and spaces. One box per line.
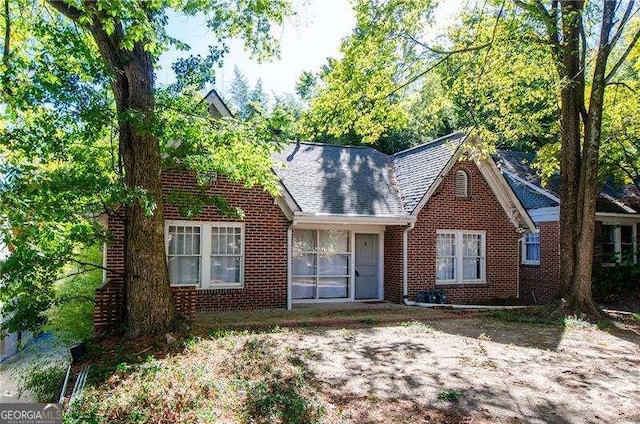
166, 221, 244, 288
522, 232, 540, 265
436, 230, 485, 283
601, 223, 637, 264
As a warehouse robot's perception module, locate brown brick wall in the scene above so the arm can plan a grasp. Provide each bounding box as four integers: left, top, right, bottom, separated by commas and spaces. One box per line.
384, 225, 405, 303
99, 171, 290, 332
519, 221, 560, 303
405, 161, 521, 304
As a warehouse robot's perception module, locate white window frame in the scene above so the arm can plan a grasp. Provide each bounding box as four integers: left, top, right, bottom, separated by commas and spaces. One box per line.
165, 220, 245, 289
291, 229, 351, 300
600, 221, 637, 265
521, 232, 541, 265
436, 230, 486, 284
455, 170, 469, 197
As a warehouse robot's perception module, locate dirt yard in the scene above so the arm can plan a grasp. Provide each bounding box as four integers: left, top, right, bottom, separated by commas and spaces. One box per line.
272, 315, 640, 424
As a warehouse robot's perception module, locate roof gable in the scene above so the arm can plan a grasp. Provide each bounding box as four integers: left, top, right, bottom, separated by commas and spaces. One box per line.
392, 133, 466, 214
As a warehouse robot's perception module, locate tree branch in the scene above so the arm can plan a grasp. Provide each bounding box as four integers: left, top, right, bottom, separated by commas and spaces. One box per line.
68, 258, 111, 272
605, 27, 640, 83
2, 0, 11, 95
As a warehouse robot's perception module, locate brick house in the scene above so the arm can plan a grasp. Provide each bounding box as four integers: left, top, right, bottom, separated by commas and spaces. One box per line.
495, 151, 640, 303
95, 94, 536, 332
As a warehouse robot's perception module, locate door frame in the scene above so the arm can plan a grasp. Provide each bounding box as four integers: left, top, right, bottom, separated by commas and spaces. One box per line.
353, 232, 384, 301
289, 224, 385, 305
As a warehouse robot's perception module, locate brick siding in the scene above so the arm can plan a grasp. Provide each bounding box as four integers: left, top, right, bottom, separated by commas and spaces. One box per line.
519, 221, 560, 303
98, 171, 289, 332
404, 161, 521, 304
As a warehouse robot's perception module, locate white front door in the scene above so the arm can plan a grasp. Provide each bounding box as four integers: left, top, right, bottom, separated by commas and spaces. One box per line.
355, 234, 378, 299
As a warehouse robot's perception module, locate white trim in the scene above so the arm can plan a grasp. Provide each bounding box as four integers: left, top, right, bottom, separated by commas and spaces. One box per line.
164, 220, 245, 289
203, 89, 233, 118
599, 221, 638, 265
501, 169, 560, 203
411, 138, 467, 215
435, 230, 487, 285
293, 212, 414, 226
478, 157, 536, 232
521, 232, 541, 265
528, 206, 559, 223
596, 212, 640, 222
287, 225, 292, 311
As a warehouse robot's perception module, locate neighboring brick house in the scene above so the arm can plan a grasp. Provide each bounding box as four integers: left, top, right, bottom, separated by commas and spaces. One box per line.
495, 151, 640, 303
95, 94, 536, 332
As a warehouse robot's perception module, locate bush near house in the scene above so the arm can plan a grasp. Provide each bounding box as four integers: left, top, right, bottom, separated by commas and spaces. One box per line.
592, 264, 640, 304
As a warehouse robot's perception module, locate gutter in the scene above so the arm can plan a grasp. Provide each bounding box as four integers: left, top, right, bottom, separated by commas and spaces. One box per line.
402, 221, 415, 300
293, 212, 415, 226
287, 224, 293, 311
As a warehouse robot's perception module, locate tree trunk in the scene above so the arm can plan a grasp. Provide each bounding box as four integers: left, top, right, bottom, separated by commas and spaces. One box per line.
115, 45, 177, 337
46, 1, 178, 337
557, 0, 584, 298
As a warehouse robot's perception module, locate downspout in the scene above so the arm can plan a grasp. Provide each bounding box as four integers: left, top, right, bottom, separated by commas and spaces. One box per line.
287, 223, 293, 311
402, 221, 415, 304
517, 235, 525, 299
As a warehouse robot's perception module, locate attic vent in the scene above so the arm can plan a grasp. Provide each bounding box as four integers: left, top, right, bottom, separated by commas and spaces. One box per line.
455, 170, 469, 197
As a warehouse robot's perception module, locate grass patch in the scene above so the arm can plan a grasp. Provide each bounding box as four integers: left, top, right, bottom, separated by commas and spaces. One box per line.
66, 335, 323, 423
437, 389, 461, 402
360, 316, 379, 325
488, 308, 563, 326
400, 321, 433, 332
19, 360, 67, 403
631, 313, 640, 321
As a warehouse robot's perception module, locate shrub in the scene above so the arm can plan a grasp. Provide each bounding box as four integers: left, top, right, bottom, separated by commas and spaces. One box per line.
44, 247, 103, 345
437, 389, 461, 402
592, 263, 640, 303
19, 361, 68, 403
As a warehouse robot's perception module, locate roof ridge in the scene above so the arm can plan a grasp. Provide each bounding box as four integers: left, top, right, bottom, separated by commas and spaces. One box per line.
288, 140, 381, 151
392, 131, 466, 158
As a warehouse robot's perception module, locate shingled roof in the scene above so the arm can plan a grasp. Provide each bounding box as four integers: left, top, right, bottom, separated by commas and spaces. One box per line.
273, 142, 406, 217
392, 133, 466, 214
272, 133, 468, 217
494, 150, 640, 214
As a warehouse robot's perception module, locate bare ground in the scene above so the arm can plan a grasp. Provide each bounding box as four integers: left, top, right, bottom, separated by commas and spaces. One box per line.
269, 315, 640, 424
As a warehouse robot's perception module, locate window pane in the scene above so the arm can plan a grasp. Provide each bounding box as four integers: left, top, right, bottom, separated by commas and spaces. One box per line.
292, 277, 315, 299
463, 234, 481, 256
437, 234, 455, 256
293, 229, 317, 253
168, 256, 200, 285
621, 225, 633, 244
293, 254, 317, 275
211, 256, 240, 284
319, 254, 349, 276
436, 258, 455, 280
463, 258, 482, 279
526, 243, 540, 262
318, 277, 348, 298
319, 230, 349, 253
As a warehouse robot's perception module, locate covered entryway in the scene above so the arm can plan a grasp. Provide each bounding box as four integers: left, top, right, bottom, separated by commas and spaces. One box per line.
290, 227, 383, 303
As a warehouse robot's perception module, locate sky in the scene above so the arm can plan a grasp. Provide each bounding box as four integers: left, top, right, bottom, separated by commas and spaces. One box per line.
158, 0, 464, 98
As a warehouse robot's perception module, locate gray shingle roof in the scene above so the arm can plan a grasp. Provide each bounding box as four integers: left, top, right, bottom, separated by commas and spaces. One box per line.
392, 133, 466, 214
503, 174, 558, 210
273, 143, 407, 216
495, 150, 640, 214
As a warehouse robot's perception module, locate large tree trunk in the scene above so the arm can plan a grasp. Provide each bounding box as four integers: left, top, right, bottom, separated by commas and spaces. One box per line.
557, 0, 584, 299
48, 1, 178, 337
565, 1, 616, 316
116, 46, 177, 336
